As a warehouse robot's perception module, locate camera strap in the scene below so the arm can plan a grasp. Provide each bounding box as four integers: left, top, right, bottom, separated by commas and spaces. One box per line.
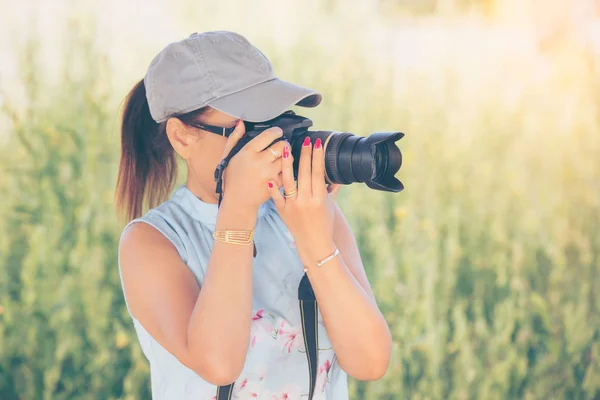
216, 384, 233, 400
213, 136, 252, 207
216, 276, 319, 400
299, 273, 319, 400
213, 158, 230, 208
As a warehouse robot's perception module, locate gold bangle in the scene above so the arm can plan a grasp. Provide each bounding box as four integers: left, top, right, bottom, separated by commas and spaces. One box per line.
212, 229, 254, 245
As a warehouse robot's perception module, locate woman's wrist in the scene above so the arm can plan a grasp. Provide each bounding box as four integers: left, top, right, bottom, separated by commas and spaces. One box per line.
217, 199, 258, 230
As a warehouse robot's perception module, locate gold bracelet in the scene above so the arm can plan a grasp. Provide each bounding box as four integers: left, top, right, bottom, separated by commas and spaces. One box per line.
212, 229, 255, 245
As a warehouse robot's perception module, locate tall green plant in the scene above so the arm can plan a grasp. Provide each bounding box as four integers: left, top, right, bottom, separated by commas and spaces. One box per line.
0, 20, 149, 400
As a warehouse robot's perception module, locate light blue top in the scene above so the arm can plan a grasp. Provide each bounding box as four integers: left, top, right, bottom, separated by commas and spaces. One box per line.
117, 184, 348, 400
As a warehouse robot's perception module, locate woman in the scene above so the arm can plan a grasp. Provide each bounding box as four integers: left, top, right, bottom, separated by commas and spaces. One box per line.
115, 31, 391, 400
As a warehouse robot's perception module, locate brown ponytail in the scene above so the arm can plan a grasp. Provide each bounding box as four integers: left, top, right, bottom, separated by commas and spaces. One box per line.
115, 79, 209, 223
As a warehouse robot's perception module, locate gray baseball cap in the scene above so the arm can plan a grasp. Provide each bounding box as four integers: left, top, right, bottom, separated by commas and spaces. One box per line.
144, 31, 322, 123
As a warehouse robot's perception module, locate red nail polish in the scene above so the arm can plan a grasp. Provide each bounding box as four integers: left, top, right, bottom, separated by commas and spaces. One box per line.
315, 138, 322, 149
267, 181, 273, 189
303, 137, 311, 147
236, 119, 242, 127
283, 146, 289, 159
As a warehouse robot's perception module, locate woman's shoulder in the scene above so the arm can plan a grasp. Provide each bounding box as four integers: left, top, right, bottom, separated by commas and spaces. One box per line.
121, 198, 184, 235
120, 199, 191, 265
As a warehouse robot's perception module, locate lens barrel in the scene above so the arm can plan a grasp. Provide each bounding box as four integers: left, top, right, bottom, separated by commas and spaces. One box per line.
289, 130, 404, 193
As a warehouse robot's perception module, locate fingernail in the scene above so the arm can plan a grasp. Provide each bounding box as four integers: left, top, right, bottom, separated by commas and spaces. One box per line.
315, 138, 322, 149
236, 119, 242, 127
267, 181, 274, 189
283, 146, 289, 159
303, 137, 311, 147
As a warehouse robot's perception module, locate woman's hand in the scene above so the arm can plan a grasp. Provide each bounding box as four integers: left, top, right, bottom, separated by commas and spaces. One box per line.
222, 120, 288, 211
266, 136, 336, 251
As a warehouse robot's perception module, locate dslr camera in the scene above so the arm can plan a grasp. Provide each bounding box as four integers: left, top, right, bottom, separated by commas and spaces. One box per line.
214, 111, 404, 195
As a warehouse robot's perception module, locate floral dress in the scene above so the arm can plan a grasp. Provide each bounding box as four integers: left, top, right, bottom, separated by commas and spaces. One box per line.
117, 184, 348, 399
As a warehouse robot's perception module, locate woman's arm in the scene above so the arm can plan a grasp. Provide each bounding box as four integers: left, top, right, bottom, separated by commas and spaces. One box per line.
118, 198, 258, 386
294, 202, 392, 381
331, 201, 376, 300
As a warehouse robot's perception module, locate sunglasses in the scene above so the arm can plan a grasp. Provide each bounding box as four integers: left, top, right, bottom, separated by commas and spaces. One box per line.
184, 120, 238, 138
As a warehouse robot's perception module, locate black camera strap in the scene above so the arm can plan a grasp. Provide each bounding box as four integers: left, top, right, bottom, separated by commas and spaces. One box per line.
299, 273, 319, 400
216, 384, 234, 400
214, 154, 234, 208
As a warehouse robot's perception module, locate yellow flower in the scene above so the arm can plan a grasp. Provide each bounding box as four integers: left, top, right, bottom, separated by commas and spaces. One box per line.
116, 331, 130, 349
394, 207, 407, 220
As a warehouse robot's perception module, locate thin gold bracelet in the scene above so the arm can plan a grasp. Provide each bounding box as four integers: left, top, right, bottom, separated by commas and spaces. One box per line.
212, 229, 254, 245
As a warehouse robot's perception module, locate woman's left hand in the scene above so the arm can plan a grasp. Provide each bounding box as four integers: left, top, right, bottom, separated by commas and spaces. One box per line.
266, 136, 337, 251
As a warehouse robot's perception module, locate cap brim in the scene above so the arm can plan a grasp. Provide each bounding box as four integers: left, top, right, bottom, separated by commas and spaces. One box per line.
206, 77, 322, 122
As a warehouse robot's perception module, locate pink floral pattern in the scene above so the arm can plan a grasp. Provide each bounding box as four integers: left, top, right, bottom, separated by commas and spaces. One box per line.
232, 376, 263, 399
270, 383, 302, 400
250, 309, 277, 348
254, 363, 268, 382
315, 359, 333, 394
276, 319, 303, 354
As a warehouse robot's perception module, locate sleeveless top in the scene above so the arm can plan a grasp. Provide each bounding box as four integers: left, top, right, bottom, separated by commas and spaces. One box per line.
117, 184, 348, 400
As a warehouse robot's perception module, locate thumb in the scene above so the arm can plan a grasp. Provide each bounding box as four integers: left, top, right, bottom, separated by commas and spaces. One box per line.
267, 180, 285, 211
221, 119, 246, 160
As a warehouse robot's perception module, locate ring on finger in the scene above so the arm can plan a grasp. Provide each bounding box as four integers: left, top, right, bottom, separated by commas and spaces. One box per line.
283, 179, 298, 198
283, 189, 297, 198
268, 148, 280, 161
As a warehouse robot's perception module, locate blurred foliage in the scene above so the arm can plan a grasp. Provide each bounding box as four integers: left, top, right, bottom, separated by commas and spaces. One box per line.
0, 21, 150, 400
1, 5, 600, 400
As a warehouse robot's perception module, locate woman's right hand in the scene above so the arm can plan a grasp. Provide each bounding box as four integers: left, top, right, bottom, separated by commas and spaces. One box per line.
221, 119, 288, 211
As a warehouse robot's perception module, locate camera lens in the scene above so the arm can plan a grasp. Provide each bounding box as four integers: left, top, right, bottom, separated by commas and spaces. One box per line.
289, 130, 404, 192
